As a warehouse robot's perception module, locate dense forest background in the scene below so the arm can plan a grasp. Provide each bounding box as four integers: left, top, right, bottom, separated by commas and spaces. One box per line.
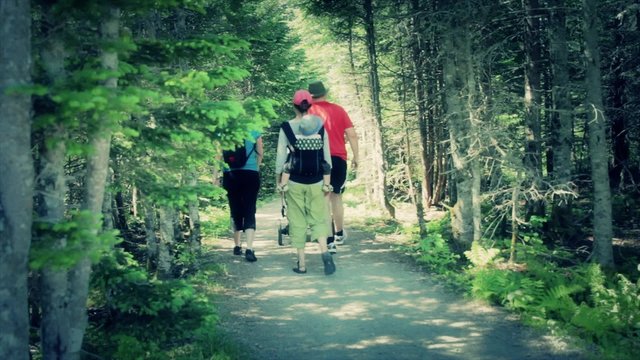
1, 0, 639, 359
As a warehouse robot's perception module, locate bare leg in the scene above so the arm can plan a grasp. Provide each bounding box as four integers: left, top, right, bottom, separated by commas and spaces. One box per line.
331, 193, 344, 232
317, 237, 328, 253
245, 228, 255, 249
325, 195, 333, 235
297, 248, 306, 269
233, 230, 242, 247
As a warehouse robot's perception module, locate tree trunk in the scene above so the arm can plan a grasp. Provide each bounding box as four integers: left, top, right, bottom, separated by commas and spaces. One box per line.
548, 0, 575, 244
443, 9, 474, 247
522, 0, 545, 218
582, 0, 614, 268
35, 6, 73, 357
103, 167, 115, 230
158, 206, 176, 279
363, 0, 395, 218
0, 1, 33, 358
432, 67, 447, 205
187, 172, 201, 256
410, 0, 434, 208
144, 200, 159, 272
67, 7, 120, 358
608, 29, 629, 191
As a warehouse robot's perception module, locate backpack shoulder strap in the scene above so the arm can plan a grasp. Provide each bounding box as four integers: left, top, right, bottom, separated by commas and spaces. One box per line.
281, 121, 297, 147
245, 141, 256, 158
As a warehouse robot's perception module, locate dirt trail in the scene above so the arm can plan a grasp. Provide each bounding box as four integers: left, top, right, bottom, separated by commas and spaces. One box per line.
207, 199, 583, 360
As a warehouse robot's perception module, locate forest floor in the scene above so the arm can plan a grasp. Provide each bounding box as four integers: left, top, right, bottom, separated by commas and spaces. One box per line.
203, 198, 588, 360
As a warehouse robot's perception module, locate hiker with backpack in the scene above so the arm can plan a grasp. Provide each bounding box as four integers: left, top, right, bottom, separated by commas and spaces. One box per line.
308, 80, 360, 254
222, 130, 263, 262
275, 89, 336, 275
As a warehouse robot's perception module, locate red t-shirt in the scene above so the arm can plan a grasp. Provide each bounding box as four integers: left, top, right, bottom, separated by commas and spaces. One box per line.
308, 100, 354, 160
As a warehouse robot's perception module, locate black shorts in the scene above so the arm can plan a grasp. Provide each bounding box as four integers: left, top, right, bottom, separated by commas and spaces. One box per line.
330, 156, 347, 194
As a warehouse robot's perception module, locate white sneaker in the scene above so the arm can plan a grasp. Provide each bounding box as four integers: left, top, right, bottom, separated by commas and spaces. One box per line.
327, 242, 337, 254
334, 231, 346, 245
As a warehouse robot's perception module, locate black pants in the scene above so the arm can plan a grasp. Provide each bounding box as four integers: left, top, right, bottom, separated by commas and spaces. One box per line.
223, 170, 260, 231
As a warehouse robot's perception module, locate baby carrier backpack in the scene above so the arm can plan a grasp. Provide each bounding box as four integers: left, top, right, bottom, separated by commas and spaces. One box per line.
280, 121, 324, 178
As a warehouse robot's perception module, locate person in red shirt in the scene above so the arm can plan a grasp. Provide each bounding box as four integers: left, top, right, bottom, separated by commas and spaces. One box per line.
308, 81, 360, 254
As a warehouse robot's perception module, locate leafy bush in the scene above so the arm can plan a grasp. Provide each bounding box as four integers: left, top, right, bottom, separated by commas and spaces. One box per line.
468, 257, 640, 359
415, 217, 460, 273
87, 249, 226, 359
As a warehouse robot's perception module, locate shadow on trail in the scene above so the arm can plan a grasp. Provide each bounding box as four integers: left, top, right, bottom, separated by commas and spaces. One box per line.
207, 199, 583, 360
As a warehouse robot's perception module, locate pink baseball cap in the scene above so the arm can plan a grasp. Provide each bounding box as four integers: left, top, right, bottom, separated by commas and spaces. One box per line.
293, 90, 313, 106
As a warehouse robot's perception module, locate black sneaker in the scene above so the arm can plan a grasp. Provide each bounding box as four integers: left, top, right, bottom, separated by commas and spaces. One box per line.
233, 246, 242, 255
322, 252, 335, 275
245, 249, 257, 262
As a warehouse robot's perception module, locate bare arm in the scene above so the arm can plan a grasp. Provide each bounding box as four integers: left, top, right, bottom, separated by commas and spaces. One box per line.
275, 128, 288, 184
255, 136, 264, 168
345, 127, 359, 170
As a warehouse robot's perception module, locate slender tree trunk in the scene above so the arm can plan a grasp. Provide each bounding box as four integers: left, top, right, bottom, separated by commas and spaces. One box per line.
509, 172, 522, 263
158, 206, 176, 279
548, 0, 575, 244
432, 66, 447, 204
522, 0, 544, 217
363, 0, 395, 218
582, 0, 614, 268
35, 10, 75, 356
0, 1, 33, 358
443, 6, 474, 247
103, 167, 115, 230
132, 185, 138, 218
608, 30, 629, 190
410, 0, 434, 208
399, 35, 427, 237
67, 8, 120, 358
187, 172, 201, 256
144, 200, 159, 272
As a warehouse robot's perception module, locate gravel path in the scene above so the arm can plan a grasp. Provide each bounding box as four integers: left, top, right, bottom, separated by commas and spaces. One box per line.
206, 199, 584, 360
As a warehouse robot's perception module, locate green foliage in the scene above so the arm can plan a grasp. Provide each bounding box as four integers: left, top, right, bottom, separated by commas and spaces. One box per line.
31, 210, 120, 270
464, 242, 500, 268
87, 249, 226, 359
468, 257, 640, 359
415, 217, 460, 273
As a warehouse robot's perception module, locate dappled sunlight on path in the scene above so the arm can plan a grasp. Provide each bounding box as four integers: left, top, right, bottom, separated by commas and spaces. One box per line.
206, 199, 582, 360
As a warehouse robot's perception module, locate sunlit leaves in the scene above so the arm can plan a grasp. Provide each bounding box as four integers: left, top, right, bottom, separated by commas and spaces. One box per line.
31, 211, 120, 270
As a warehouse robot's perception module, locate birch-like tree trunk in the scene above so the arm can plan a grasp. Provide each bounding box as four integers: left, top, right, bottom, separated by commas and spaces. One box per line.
0, 1, 33, 358
582, 0, 614, 268
35, 5, 73, 357
158, 206, 176, 279
443, 5, 474, 247
67, 7, 120, 358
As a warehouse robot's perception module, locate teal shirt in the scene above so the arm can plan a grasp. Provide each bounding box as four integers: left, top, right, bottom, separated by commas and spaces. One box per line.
226, 130, 261, 172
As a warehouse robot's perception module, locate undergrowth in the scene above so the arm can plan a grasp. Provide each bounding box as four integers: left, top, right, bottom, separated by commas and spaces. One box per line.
84, 248, 235, 359
363, 214, 640, 360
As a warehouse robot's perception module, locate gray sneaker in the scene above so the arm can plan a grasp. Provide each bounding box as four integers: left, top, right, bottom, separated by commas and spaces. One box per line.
334, 233, 345, 245
327, 242, 337, 254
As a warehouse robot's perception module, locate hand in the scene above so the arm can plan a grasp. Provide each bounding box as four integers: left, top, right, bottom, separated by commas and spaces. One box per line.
322, 183, 333, 193
351, 158, 359, 171
277, 184, 289, 193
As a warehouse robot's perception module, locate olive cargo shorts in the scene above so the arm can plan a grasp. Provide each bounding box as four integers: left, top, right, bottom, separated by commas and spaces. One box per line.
285, 181, 331, 249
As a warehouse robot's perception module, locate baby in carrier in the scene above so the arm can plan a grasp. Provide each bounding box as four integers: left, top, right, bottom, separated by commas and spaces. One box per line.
277, 115, 332, 193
